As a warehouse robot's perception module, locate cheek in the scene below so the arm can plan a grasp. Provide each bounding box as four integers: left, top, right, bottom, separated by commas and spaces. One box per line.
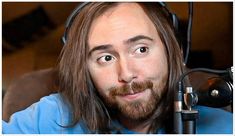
88, 65, 117, 95
135, 53, 168, 78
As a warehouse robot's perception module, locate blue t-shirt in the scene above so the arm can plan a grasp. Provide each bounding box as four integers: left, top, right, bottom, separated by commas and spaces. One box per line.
2, 93, 233, 134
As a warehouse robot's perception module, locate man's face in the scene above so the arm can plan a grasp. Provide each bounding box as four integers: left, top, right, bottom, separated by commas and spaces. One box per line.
88, 3, 168, 120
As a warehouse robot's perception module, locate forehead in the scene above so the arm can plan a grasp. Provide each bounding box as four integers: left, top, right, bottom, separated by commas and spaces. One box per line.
88, 3, 159, 46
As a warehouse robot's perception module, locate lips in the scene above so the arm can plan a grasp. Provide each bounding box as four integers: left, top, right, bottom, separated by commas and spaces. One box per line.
119, 90, 145, 101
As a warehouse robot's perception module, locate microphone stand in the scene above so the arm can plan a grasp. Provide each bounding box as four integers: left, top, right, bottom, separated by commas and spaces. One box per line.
174, 67, 232, 134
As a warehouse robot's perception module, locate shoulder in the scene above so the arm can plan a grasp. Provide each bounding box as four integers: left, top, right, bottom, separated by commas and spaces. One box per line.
196, 106, 233, 134
3, 93, 87, 134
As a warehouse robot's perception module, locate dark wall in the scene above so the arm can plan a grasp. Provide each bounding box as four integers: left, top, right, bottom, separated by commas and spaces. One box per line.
169, 2, 233, 69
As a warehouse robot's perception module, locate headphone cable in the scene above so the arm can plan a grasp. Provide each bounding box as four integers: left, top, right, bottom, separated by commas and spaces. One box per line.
184, 2, 193, 65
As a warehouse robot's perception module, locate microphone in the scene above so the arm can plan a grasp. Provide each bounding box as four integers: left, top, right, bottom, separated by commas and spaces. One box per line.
195, 76, 233, 108
174, 67, 233, 134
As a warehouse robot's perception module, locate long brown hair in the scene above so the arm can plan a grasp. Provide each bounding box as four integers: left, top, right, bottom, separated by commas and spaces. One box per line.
58, 2, 186, 133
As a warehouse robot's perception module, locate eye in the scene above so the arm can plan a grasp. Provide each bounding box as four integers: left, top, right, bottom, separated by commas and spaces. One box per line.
97, 55, 115, 65
135, 47, 149, 54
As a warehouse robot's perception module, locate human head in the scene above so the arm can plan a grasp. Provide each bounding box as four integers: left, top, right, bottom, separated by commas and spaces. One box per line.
59, 2, 185, 133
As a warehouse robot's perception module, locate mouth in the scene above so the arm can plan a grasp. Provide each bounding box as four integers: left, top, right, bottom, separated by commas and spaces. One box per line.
118, 90, 147, 101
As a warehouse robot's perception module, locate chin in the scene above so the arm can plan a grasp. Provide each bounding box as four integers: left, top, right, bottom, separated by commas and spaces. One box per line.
118, 95, 158, 120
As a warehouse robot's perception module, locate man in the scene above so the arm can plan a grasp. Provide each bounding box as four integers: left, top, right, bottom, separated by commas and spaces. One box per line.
2, 2, 232, 134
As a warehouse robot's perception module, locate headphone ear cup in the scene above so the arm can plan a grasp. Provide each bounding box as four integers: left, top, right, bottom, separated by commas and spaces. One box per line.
171, 13, 179, 32
61, 33, 66, 45
159, 3, 185, 62
171, 13, 185, 61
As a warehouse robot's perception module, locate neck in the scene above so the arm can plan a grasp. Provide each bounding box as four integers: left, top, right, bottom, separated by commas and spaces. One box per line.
118, 114, 153, 133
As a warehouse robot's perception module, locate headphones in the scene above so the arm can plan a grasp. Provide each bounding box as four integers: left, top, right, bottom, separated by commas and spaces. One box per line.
61, 2, 179, 45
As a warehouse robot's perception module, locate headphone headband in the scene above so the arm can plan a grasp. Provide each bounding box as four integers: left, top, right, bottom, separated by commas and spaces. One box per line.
62, 2, 178, 45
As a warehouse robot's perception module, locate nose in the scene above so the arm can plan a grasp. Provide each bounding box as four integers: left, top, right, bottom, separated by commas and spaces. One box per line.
117, 58, 137, 83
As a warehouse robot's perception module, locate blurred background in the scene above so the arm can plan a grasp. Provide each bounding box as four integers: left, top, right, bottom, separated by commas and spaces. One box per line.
2, 2, 233, 95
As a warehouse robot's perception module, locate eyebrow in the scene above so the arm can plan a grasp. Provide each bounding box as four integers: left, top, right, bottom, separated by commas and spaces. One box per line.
88, 44, 112, 56
88, 35, 154, 56
124, 35, 154, 45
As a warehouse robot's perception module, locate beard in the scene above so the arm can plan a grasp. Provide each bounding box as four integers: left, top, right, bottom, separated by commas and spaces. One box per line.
101, 80, 166, 120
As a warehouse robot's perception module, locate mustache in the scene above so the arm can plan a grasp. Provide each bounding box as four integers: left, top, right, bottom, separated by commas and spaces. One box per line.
109, 80, 153, 97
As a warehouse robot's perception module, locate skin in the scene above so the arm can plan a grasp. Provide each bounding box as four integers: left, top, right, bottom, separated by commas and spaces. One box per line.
87, 3, 168, 133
